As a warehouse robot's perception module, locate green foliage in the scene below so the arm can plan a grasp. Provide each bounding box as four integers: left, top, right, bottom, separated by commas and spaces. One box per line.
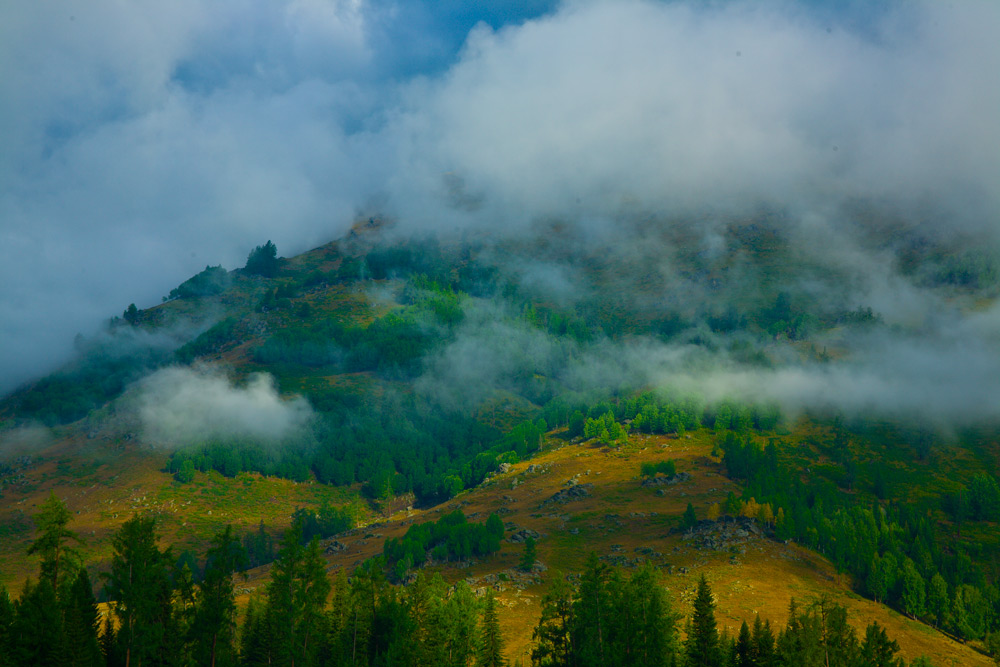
244, 240, 279, 277
519, 537, 538, 572
682, 503, 698, 531
175, 317, 239, 363
27, 493, 81, 592
640, 460, 676, 479
291, 502, 353, 544
102, 515, 175, 667
687, 575, 722, 667
17, 332, 172, 425
167, 265, 229, 300
382, 511, 503, 579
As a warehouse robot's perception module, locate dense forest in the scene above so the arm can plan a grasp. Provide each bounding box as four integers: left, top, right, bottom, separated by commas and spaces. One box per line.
0, 494, 945, 667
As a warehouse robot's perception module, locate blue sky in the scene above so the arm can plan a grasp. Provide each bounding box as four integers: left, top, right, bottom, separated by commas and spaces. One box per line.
0, 0, 998, 395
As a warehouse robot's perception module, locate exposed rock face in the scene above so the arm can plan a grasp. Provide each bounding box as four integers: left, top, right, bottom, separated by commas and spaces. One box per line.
641, 471, 691, 487
683, 517, 765, 552
323, 539, 348, 554
507, 528, 542, 543
541, 483, 593, 506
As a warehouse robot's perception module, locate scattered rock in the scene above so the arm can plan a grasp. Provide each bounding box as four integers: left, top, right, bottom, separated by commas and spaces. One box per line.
541, 483, 593, 506
642, 472, 692, 488
499, 463, 513, 473
323, 540, 348, 555
507, 528, 542, 543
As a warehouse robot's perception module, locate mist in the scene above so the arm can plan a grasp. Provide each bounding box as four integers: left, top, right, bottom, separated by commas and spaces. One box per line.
137, 366, 314, 448
2, 0, 999, 430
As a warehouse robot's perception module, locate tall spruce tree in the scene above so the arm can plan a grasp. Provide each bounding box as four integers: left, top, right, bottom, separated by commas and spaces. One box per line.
532, 574, 573, 667
685, 575, 722, 667
63, 569, 103, 667
572, 553, 610, 665
28, 493, 81, 594
10, 578, 66, 667
192, 525, 246, 667
0, 584, 13, 667
103, 515, 174, 667
479, 589, 505, 667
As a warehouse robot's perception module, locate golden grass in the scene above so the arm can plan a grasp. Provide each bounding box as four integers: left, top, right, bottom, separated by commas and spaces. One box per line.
1, 428, 991, 666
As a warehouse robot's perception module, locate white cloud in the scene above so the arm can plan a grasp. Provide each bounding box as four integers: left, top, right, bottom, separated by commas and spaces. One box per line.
138, 366, 313, 447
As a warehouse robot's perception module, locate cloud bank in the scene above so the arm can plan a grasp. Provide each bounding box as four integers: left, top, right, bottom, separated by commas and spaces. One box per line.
1, 0, 998, 404
137, 366, 313, 447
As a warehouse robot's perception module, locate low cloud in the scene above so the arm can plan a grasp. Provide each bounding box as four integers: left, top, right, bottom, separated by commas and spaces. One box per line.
0, 423, 55, 457
137, 365, 313, 447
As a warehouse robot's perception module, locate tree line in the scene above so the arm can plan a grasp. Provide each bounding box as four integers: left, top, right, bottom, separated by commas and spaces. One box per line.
2, 495, 936, 667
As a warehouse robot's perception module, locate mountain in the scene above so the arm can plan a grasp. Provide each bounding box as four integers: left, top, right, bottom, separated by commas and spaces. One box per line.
1, 216, 999, 666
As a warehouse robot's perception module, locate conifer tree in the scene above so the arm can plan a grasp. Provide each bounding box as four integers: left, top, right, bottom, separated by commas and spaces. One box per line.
520, 537, 538, 572
0, 584, 12, 667
572, 553, 610, 665
101, 612, 120, 667
10, 578, 66, 667
682, 503, 698, 531
685, 575, 722, 667
735, 621, 752, 667
479, 589, 505, 667
751, 614, 775, 667
28, 493, 81, 593
858, 622, 903, 667
532, 574, 573, 667
192, 524, 246, 667
103, 515, 174, 667
63, 569, 103, 667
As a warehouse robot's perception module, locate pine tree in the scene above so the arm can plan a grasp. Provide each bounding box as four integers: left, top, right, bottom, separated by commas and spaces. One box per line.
682, 503, 698, 531
858, 622, 903, 667
751, 615, 775, 667
735, 621, 753, 667
927, 573, 948, 628
10, 578, 66, 667
63, 569, 103, 667
479, 589, 505, 667
532, 574, 573, 667
101, 612, 121, 667
0, 584, 13, 667
192, 524, 246, 667
900, 558, 926, 620
572, 553, 610, 665
28, 493, 81, 593
685, 575, 722, 667
519, 537, 538, 572
103, 515, 174, 667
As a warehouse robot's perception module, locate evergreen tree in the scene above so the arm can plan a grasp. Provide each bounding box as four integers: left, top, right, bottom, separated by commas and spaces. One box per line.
572, 553, 610, 665
685, 575, 722, 667
27, 492, 81, 593
532, 574, 573, 667
520, 537, 538, 572
927, 573, 948, 629
101, 612, 121, 667
245, 241, 279, 278
0, 584, 13, 667
750, 615, 775, 667
10, 578, 66, 667
192, 525, 246, 667
735, 621, 753, 667
103, 515, 174, 667
858, 622, 903, 667
682, 503, 698, 531
63, 569, 103, 667
479, 589, 505, 667
900, 558, 926, 620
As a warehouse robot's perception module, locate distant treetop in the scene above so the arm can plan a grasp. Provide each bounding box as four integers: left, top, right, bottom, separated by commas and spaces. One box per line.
245, 241, 279, 277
